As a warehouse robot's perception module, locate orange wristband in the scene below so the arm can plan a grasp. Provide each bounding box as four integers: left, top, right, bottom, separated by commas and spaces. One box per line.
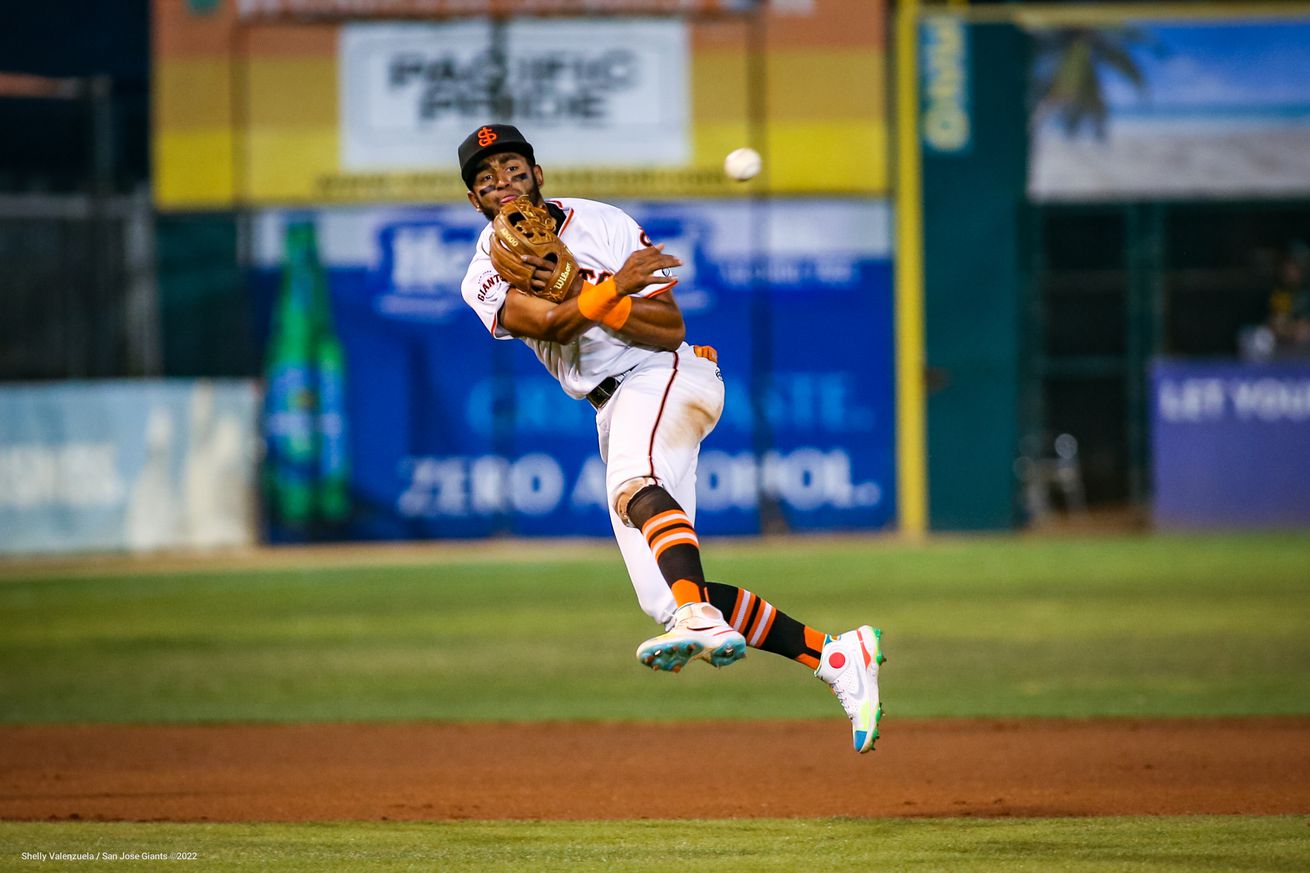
601, 296, 632, 330
576, 279, 620, 321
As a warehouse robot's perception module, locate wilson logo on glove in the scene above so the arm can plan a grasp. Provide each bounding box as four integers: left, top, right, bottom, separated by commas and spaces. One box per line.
490, 196, 579, 303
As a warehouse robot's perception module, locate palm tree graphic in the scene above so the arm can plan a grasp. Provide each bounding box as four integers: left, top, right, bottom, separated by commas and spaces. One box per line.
1030, 27, 1161, 139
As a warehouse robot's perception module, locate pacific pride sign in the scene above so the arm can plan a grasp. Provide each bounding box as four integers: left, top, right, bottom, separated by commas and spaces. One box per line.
340, 20, 689, 171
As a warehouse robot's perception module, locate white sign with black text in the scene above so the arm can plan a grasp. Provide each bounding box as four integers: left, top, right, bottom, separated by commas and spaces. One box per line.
340, 19, 690, 171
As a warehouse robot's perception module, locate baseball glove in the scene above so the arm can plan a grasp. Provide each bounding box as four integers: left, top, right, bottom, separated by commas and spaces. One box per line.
490, 196, 579, 303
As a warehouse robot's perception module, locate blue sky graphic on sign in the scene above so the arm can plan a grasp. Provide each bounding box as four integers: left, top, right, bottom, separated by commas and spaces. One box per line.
1030, 19, 1310, 200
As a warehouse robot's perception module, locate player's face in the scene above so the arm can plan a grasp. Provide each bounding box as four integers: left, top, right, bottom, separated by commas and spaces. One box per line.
467, 152, 545, 219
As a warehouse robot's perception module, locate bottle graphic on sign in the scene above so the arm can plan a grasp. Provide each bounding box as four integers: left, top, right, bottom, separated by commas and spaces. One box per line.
312, 232, 350, 525
264, 221, 321, 530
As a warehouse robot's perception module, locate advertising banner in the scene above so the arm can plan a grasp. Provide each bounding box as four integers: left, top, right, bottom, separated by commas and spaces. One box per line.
340, 20, 689, 171
152, 0, 888, 207
251, 199, 896, 539
1029, 19, 1310, 201
236, 0, 751, 16
1151, 359, 1310, 529
0, 381, 260, 555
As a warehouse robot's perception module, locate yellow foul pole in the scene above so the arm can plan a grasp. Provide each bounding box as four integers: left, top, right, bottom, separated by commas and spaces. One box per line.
894, 0, 928, 536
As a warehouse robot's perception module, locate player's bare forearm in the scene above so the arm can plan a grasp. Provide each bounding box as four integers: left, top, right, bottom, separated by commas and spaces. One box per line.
498, 288, 593, 344
612, 295, 685, 350
498, 287, 683, 349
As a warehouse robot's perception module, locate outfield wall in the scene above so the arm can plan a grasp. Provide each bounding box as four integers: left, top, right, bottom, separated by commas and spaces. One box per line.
251, 200, 897, 540
0, 381, 260, 555
1151, 359, 1310, 529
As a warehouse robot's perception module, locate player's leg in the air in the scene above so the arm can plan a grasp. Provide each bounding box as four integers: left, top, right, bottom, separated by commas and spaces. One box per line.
613, 497, 886, 751
622, 482, 747, 670
701, 579, 886, 752
601, 347, 886, 751
599, 347, 744, 671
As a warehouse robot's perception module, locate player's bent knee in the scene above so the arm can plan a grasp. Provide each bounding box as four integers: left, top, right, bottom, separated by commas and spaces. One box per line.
611, 476, 660, 528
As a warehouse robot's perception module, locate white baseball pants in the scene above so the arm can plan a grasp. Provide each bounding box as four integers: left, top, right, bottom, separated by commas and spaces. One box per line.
595, 344, 725, 626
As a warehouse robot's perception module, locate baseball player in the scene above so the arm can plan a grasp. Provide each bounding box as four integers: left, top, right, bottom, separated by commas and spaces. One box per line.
457, 124, 885, 752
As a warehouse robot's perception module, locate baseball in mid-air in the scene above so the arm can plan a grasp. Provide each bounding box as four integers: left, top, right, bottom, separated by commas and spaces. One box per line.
723, 147, 762, 182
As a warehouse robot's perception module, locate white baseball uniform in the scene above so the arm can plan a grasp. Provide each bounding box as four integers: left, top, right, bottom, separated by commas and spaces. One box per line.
462, 197, 724, 625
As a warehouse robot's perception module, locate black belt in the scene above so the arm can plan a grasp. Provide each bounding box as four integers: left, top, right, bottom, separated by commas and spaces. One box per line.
586, 375, 622, 410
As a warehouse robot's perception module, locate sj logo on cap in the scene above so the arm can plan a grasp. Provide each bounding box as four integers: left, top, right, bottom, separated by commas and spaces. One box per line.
477, 126, 498, 146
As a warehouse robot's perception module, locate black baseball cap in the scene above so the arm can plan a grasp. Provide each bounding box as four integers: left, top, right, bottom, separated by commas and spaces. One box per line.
458, 124, 535, 190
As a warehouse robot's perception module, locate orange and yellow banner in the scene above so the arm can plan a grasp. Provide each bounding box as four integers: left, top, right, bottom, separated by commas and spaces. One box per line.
153, 0, 887, 208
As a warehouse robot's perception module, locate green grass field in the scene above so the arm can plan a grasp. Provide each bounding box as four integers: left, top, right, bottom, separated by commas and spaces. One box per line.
1, 532, 1307, 871
1, 817, 1307, 873
1, 533, 1307, 723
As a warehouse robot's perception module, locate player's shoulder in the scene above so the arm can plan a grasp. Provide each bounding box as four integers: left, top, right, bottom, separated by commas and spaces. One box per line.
550, 197, 636, 226
463, 223, 494, 267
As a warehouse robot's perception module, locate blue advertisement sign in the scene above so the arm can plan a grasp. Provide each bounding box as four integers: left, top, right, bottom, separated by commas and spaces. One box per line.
0, 381, 260, 555
1151, 359, 1310, 529
1030, 20, 1310, 200
251, 199, 896, 539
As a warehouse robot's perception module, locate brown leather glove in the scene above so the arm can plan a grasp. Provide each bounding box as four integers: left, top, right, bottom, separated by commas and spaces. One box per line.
489, 196, 579, 303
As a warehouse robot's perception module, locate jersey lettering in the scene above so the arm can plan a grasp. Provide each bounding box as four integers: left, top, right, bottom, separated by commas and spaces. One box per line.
579, 268, 614, 284
477, 272, 502, 302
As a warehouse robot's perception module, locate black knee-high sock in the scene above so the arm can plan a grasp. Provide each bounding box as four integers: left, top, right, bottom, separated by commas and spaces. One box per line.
624, 485, 706, 605
705, 581, 827, 668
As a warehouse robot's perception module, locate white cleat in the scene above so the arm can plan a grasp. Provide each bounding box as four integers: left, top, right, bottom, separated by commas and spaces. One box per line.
636, 602, 747, 672
816, 626, 885, 753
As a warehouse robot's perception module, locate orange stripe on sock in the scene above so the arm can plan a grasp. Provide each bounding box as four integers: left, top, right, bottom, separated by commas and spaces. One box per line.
728, 589, 748, 632
651, 529, 699, 560
670, 578, 703, 606
641, 509, 689, 539
796, 626, 827, 668
645, 519, 693, 548
729, 590, 754, 633
747, 602, 776, 647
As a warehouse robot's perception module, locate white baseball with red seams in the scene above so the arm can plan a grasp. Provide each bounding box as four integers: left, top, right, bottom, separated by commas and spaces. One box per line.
461, 197, 725, 626
724, 147, 762, 181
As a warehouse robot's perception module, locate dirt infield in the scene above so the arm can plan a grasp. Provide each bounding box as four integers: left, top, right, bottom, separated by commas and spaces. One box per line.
2, 717, 1307, 822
